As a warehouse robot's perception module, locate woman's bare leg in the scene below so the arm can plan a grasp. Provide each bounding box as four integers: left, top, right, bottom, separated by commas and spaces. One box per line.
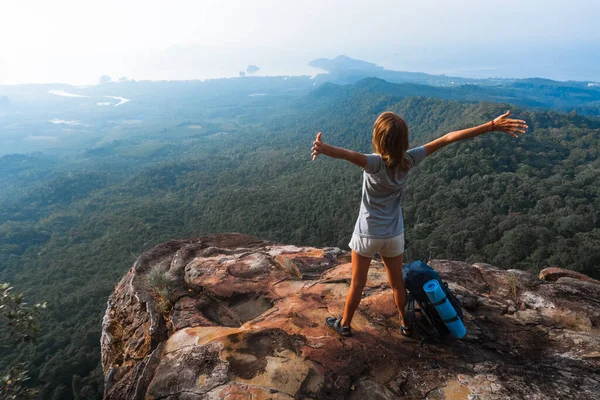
341, 250, 371, 327
381, 253, 408, 327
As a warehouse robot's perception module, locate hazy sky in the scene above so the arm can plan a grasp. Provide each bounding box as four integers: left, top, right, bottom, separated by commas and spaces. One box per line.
1, 0, 599, 84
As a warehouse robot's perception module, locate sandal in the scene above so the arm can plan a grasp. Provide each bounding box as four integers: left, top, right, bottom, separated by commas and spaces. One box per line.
400, 324, 412, 337
325, 317, 352, 337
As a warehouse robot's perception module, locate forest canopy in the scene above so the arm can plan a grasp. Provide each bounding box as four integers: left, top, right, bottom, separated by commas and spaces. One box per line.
0, 78, 599, 399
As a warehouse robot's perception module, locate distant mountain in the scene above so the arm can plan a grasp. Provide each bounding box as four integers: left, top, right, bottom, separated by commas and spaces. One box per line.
308, 56, 600, 115
309, 55, 471, 86
309, 54, 383, 72
246, 65, 260, 74
98, 75, 112, 84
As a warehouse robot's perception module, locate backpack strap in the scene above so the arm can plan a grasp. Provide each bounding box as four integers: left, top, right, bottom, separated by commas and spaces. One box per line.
442, 315, 460, 323
406, 296, 417, 328
430, 296, 447, 307
406, 294, 441, 341
430, 293, 461, 323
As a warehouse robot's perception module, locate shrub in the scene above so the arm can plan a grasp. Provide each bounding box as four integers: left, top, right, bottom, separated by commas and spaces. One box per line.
145, 267, 172, 314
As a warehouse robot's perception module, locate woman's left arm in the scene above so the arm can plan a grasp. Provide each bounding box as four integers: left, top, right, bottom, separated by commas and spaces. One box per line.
423, 111, 528, 156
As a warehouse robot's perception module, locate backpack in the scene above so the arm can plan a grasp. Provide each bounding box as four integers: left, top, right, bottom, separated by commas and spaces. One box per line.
402, 260, 464, 340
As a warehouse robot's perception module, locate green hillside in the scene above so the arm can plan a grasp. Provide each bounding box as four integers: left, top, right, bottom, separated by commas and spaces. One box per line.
1, 79, 599, 399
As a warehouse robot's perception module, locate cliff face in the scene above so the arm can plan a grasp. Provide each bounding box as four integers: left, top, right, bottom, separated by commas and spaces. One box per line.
101, 234, 600, 399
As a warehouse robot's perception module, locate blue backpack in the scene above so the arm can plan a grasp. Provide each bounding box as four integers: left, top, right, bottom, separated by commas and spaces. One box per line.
402, 260, 464, 340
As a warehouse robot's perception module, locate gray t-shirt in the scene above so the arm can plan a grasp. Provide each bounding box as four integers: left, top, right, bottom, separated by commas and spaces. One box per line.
353, 146, 428, 238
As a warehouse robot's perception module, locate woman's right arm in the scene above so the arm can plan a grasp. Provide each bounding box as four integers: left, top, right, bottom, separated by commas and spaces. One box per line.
311, 132, 367, 168
423, 111, 528, 156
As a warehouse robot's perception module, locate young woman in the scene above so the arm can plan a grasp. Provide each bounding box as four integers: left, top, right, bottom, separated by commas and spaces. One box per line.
311, 110, 527, 337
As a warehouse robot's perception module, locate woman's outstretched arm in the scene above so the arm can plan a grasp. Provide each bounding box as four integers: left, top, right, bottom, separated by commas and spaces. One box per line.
311, 132, 367, 168
423, 111, 528, 156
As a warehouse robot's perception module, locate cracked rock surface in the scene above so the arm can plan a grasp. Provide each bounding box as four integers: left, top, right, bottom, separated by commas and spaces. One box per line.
101, 233, 600, 399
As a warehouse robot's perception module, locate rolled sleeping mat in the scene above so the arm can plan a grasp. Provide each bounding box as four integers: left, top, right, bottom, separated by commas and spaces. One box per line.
423, 279, 466, 339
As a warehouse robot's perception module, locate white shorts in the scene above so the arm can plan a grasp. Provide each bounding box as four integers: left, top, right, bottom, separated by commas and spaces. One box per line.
348, 232, 405, 259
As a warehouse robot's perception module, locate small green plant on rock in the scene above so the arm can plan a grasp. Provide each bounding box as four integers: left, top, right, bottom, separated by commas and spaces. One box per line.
145, 267, 173, 314
507, 274, 520, 299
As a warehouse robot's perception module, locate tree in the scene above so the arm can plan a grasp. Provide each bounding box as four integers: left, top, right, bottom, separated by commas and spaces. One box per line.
0, 283, 46, 400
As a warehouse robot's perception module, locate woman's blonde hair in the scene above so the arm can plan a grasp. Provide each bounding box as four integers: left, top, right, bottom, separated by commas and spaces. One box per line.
372, 111, 410, 170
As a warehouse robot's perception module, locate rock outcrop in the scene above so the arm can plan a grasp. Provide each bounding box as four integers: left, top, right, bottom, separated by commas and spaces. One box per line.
101, 234, 600, 399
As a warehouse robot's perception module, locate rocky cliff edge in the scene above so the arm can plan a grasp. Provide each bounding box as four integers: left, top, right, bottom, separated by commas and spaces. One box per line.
101, 233, 600, 399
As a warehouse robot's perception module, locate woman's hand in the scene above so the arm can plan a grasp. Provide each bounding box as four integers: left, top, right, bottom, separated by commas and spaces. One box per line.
492, 111, 528, 138
312, 132, 333, 160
